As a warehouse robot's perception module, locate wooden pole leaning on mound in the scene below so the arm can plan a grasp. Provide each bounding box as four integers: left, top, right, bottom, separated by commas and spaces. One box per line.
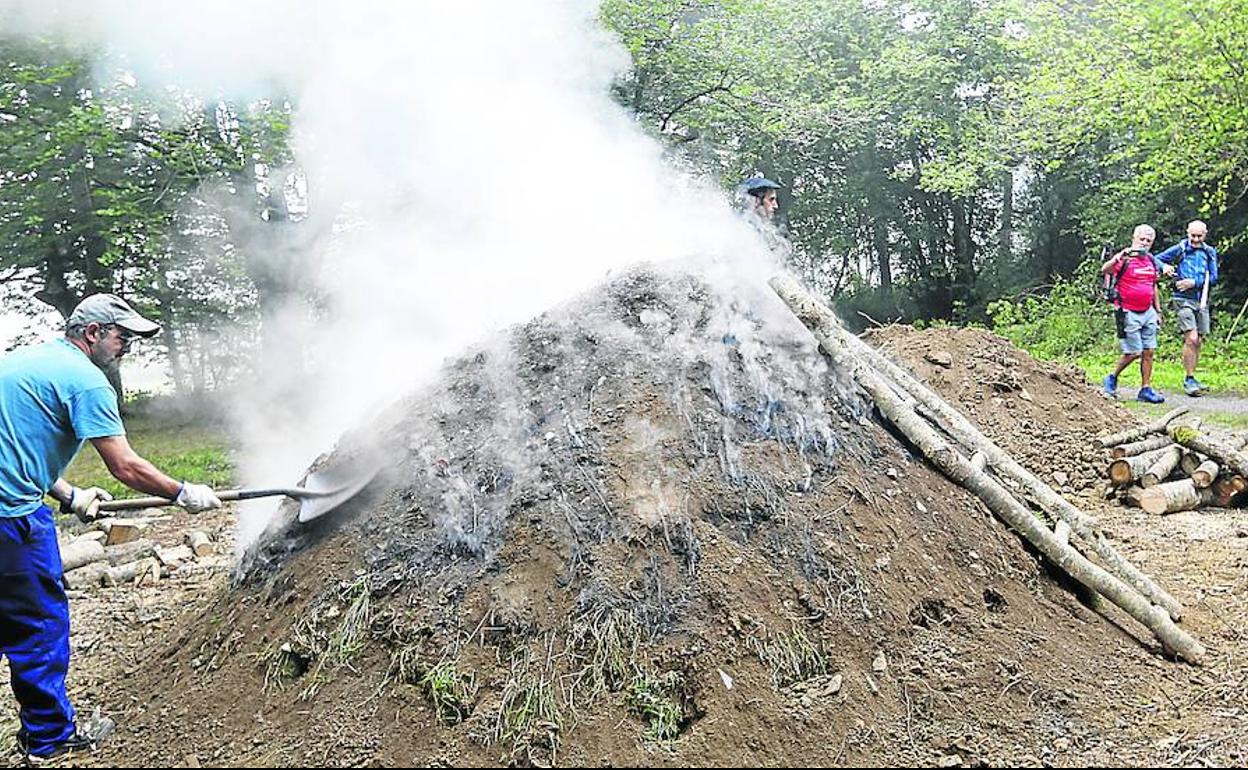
769, 275, 1203, 663
768, 275, 1185, 622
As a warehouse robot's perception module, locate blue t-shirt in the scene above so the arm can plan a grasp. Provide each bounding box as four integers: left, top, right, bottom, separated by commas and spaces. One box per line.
0, 339, 125, 517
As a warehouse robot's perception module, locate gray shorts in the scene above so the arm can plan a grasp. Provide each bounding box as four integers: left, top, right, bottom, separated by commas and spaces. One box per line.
1119, 307, 1158, 354
1175, 298, 1211, 336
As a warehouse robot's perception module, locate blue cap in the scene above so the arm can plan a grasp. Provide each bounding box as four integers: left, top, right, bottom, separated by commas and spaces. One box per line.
740, 176, 782, 194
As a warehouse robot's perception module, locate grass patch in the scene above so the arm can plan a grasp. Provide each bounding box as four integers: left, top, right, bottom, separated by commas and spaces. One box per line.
625, 670, 688, 743
1124, 401, 1248, 430
60, 404, 234, 500
420, 660, 479, 725
749, 628, 830, 689
1075, 337, 1248, 394
565, 606, 642, 706
495, 645, 562, 765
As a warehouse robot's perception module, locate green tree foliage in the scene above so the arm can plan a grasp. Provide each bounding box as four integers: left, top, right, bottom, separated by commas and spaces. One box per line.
602, 0, 1245, 326
0, 38, 297, 393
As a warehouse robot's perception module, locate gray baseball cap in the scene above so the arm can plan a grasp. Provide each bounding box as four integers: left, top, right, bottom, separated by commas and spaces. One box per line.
67, 294, 160, 337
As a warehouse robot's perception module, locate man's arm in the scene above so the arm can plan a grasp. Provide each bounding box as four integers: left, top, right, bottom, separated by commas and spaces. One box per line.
1102, 249, 1127, 275
90, 435, 182, 499
1155, 244, 1179, 264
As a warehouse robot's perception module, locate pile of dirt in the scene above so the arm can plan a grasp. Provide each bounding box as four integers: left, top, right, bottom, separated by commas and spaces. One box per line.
84, 269, 1241, 767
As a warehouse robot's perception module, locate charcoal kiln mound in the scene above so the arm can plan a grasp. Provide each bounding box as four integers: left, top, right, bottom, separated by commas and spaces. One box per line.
101, 268, 1213, 767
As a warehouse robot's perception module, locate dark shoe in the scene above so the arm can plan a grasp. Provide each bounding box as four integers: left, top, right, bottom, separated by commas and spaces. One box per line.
1183, 376, 1207, 396
1102, 374, 1118, 398
1137, 386, 1166, 404
19, 709, 115, 764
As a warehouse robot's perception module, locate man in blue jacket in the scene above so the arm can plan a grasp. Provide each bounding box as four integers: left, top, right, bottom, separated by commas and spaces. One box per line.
0, 293, 223, 762
1156, 221, 1218, 396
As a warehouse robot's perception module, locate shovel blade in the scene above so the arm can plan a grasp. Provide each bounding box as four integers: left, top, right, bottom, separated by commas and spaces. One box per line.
297, 450, 380, 523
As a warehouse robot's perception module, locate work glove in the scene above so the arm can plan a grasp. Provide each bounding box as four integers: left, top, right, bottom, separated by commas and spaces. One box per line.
1176, 278, 1197, 291
176, 482, 223, 514
68, 486, 113, 522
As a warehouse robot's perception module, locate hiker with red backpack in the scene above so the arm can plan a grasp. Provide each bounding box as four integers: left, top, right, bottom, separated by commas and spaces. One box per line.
1101, 224, 1175, 403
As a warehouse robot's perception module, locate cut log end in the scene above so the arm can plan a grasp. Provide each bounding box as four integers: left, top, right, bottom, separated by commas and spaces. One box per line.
1138, 480, 1214, 515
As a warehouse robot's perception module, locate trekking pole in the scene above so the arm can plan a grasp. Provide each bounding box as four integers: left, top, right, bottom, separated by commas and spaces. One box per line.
1224, 294, 1248, 345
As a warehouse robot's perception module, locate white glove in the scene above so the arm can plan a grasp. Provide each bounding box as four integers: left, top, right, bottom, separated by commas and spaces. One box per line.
1176, 278, 1197, 291
69, 486, 113, 522
175, 482, 222, 514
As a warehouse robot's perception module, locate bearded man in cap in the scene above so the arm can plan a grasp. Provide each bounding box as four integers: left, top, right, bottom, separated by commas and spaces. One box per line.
739, 175, 782, 223
0, 293, 223, 761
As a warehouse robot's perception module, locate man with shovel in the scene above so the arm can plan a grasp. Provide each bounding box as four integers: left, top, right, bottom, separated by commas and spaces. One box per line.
0, 293, 222, 762
1156, 220, 1219, 396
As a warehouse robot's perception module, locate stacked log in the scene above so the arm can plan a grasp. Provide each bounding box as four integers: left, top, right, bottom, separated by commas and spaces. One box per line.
1100, 420, 1248, 514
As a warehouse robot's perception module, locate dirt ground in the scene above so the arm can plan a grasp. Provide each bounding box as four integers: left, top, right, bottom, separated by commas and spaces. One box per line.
4, 273, 1247, 768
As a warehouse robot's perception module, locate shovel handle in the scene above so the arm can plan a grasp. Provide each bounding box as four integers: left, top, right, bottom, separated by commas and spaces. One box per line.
98, 487, 327, 513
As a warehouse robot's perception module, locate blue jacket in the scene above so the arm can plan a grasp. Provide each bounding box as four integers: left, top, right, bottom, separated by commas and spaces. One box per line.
1156, 239, 1218, 302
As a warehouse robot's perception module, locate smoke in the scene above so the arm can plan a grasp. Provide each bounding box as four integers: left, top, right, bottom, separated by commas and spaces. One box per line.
1, 1, 783, 547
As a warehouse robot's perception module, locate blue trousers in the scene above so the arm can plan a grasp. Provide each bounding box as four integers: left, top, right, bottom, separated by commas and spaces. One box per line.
0, 505, 75, 755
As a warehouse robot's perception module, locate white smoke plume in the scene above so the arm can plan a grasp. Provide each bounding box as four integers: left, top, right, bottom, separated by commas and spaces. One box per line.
0, 1, 784, 546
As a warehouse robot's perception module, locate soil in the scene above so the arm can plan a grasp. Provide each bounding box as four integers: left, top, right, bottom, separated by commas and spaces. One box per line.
5, 269, 1246, 768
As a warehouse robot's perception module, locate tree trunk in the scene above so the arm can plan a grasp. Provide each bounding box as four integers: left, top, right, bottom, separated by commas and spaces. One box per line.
1112, 435, 1175, 459
1192, 460, 1220, 488
1141, 446, 1184, 488
999, 168, 1014, 264
1168, 425, 1248, 476
1138, 480, 1214, 515
1098, 408, 1191, 448
60, 539, 106, 572
1109, 447, 1177, 486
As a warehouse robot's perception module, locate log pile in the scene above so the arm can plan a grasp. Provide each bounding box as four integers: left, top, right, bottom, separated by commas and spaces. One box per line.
770, 274, 1204, 664
59, 517, 218, 590
1100, 410, 1248, 515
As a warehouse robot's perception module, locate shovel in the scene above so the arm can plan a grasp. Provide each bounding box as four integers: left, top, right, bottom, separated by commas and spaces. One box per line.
97, 453, 379, 523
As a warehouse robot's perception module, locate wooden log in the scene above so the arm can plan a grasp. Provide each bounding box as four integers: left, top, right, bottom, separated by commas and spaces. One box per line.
156, 544, 195, 567
1168, 425, 1248, 477
74, 531, 108, 546
63, 562, 109, 589
104, 538, 156, 567
1123, 486, 1148, 508
105, 520, 146, 546
770, 275, 1185, 622
1180, 450, 1207, 476
1138, 479, 1215, 515
1141, 446, 1184, 488
1111, 435, 1175, 459
770, 274, 1204, 663
1097, 407, 1191, 449
1192, 460, 1221, 489
1212, 475, 1247, 507
103, 559, 154, 587
185, 530, 213, 557
60, 539, 106, 572
1054, 520, 1072, 547
970, 452, 987, 473
1109, 447, 1179, 487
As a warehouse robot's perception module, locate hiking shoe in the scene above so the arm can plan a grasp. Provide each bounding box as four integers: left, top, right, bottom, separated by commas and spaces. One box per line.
1183, 376, 1207, 396
1137, 386, 1166, 404
1102, 374, 1118, 398
19, 709, 115, 763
